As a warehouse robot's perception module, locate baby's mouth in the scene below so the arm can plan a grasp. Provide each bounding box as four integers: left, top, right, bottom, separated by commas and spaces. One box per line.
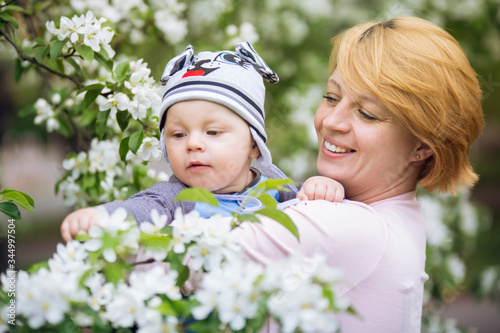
324, 141, 354, 153
188, 162, 209, 168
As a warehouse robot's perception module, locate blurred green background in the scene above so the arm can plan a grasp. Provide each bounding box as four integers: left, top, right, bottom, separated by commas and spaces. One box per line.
0, 0, 499, 330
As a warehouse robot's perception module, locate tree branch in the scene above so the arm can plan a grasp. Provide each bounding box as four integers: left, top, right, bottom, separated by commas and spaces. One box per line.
0, 0, 17, 8
0, 25, 84, 89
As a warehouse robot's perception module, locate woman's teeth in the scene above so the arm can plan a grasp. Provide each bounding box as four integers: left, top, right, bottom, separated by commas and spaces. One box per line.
325, 141, 352, 153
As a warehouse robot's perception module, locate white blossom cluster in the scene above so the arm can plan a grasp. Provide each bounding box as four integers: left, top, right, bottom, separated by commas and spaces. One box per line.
0, 208, 349, 332
33, 95, 61, 132
193, 252, 348, 332
46, 11, 115, 58
67, 0, 188, 44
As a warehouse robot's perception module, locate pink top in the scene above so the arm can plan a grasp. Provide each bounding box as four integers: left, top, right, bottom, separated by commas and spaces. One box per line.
232, 191, 428, 332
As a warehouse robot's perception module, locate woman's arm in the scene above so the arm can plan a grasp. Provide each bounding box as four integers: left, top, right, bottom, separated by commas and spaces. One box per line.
232, 199, 387, 296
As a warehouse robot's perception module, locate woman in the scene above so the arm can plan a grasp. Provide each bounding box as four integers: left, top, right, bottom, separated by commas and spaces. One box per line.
232, 17, 484, 332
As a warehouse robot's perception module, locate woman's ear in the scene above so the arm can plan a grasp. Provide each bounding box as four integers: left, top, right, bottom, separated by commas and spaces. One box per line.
411, 142, 434, 162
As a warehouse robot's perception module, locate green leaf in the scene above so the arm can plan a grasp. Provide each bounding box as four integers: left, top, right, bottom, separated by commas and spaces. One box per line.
119, 136, 130, 162
116, 109, 130, 132
75, 233, 92, 242
82, 173, 97, 190
113, 61, 130, 81
0, 190, 35, 214
94, 51, 114, 72
26, 261, 50, 274
0, 11, 19, 28
83, 87, 103, 111
102, 262, 129, 285
257, 193, 278, 208
95, 109, 110, 139
0, 202, 20, 220
14, 59, 25, 82
255, 207, 299, 241
0, 188, 35, 207
256, 178, 295, 192
236, 213, 261, 223
140, 233, 171, 249
34, 44, 50, 63
97, 47, 110, 60
77, 83, 105, 95
128, 131, 144, 154
50, 38, 69, 62
155, 299, 178, 317
79, 107, 98, 127
57, 118, 74, 138
5, 5, 26, 12
75, 43, 94, 63
174, 187, 219, 207
65, 56, 81, 72
18, 104, 36, 117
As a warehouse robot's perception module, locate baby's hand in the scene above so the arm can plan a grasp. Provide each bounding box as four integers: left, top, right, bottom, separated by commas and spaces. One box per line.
296, 176, 345, 202
60, 207, 100, 242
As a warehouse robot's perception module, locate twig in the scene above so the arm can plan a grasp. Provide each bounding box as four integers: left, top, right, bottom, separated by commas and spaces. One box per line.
131, 258, 155, 266
0, 0, 17, 8
0, 25, 84, 89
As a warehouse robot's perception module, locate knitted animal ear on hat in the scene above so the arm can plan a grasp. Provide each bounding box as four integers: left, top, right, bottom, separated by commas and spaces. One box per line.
158, 42, 278, 168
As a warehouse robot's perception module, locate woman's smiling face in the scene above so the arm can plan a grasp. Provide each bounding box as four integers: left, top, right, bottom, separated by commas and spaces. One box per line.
314, 68, 422, 204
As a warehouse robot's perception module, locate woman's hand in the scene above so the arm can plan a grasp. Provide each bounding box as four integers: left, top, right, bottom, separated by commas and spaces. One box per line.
296, 176, 345, 202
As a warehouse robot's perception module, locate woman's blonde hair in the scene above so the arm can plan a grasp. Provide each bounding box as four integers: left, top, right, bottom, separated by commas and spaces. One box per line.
330, 16, 484, 194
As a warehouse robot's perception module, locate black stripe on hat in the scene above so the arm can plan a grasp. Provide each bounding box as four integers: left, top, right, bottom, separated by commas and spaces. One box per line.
163, 80, 264, 119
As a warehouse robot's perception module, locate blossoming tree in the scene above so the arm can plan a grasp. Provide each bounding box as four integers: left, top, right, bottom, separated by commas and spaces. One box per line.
1, 0, 499, 332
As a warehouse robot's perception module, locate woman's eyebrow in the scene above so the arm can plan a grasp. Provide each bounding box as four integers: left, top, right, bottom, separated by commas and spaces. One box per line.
327, 78, 341, 90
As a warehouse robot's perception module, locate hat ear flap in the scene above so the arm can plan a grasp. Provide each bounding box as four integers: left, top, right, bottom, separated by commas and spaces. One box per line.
160, 45, 195, 85
236, 41, 279, 84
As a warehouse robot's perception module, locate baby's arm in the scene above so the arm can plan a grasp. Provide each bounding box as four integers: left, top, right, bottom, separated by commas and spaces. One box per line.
296, 176, 345, 202
60, 207, 100, 242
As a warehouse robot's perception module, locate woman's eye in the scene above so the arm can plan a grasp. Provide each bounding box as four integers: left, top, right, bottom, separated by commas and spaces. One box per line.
323, 94, 339, 105
359, 110, 378, 121
173, 133, 185, 138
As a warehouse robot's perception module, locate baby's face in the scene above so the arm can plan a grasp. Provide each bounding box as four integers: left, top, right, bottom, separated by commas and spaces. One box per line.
164, 100, 260, 193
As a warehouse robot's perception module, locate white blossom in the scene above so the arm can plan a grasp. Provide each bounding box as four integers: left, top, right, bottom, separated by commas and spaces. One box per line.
34, 98, 60, 132
85, 273, 114, 311
170, 208, 204, 253
84, 208, 132, 262
136, 137, 162, 162
154, 10, 188, 44
16, 270, 71, 329
59, 177, 86, 207
105, 282, 146, 327
129, 266, 181, 301
98, 92, 130, 119
137, 311, 179, 333
88, 138, 120, 173
420, 195, 451, 248
140, 209, 168, 234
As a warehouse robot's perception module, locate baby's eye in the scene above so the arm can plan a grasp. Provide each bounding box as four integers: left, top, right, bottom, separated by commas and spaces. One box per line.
173, 133, 186, 138
207, 130, 220, 136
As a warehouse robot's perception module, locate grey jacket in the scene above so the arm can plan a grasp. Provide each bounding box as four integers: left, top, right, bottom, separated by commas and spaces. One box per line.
102, 164, 298, 224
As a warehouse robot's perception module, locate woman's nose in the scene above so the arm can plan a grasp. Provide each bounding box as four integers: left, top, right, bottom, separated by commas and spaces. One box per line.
186, 132, 205, 151
320, 98, 352, 133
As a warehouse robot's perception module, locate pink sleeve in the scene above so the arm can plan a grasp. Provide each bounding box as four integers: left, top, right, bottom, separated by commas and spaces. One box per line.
232, 200, 387, 295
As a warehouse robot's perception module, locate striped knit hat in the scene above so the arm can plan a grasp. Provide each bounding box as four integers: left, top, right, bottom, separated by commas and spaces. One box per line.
159, 42, 279, 167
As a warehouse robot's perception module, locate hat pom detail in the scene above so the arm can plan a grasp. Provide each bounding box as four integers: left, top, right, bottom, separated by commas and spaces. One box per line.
236, 42, 279, 83
160, 45, 195, 85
